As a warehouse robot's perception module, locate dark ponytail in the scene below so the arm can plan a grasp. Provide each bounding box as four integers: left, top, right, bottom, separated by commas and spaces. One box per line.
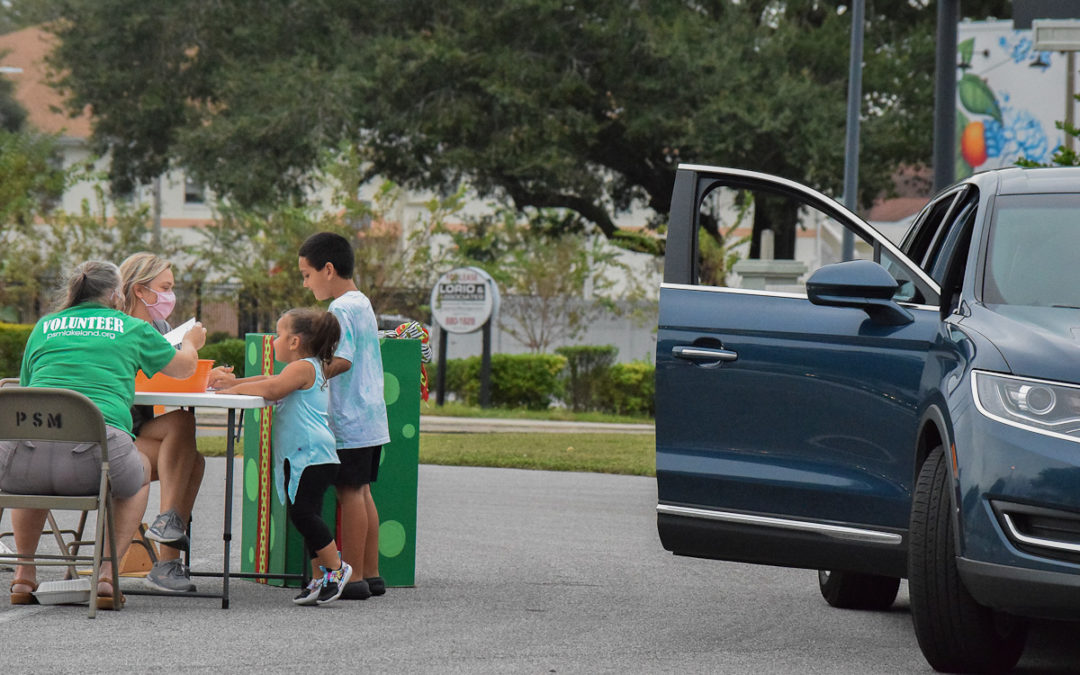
283, 308, 341, 372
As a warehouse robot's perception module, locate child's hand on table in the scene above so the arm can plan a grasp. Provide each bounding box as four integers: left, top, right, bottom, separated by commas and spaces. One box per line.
208, 365, 235, 389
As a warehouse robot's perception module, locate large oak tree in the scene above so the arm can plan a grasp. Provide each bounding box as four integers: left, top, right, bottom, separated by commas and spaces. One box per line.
46, 1, 1009, 258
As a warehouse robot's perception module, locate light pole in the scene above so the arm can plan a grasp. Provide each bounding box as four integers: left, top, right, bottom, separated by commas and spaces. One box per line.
1033, 19, 1080, 152
841, 0, 864, 262
932, 0, 959, 192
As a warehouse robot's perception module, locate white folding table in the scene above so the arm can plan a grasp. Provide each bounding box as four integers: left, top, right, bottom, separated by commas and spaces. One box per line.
130, 391, 276, 608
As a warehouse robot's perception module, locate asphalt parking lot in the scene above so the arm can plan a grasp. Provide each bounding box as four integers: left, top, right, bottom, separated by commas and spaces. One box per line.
3, 460, 1079, 674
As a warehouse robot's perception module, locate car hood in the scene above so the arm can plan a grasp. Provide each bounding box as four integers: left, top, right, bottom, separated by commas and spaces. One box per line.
965, 304, 1080, 383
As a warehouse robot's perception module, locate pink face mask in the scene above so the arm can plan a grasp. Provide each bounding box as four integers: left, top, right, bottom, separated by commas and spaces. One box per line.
142, 288, 176, 322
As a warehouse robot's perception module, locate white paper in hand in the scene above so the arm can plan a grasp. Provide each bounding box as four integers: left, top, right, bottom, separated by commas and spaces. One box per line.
163, 317, 197, 347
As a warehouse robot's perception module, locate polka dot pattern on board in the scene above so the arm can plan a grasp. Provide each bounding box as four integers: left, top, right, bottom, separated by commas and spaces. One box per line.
379, 520, 407, 558
244, 458, 258, 503
383, 372, 400, 405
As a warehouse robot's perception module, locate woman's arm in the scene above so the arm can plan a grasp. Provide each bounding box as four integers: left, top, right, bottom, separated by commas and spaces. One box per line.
158, 323, 207, 378
215, 360, 315, 400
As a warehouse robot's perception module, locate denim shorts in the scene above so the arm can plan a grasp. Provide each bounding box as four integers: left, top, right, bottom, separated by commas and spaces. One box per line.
0, 425, 146, 499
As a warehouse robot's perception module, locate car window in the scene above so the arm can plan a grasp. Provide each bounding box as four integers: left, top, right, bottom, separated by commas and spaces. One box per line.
927, 192, 979, 285
902, 192, 960, 267
984, 193, 1080, 307
879, 249, 924, 303
697, 184, 920, 303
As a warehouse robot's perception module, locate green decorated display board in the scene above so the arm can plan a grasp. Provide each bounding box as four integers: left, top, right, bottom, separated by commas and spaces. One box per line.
240, 335, 420, 587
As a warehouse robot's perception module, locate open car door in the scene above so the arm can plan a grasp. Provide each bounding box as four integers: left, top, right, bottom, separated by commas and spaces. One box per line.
655, 165, 941, 578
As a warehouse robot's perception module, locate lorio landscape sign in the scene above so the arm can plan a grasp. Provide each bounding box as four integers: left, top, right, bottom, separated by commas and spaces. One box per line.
430, 267, 500, 407
430, 267, 498, 334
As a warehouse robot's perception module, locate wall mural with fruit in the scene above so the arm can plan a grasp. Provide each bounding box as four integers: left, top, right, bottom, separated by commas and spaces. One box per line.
956, 21, 1066, 180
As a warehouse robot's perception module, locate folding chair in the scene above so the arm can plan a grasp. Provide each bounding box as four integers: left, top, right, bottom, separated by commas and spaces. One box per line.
0, 379, 82, 579
0, 387, 121, 617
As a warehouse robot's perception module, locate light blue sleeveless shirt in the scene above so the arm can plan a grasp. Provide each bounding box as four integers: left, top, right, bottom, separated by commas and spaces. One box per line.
271, 357, 339, 504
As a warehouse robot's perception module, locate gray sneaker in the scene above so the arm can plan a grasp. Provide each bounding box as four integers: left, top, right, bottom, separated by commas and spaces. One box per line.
145, 509, 189, 550
144, 558, 197, 593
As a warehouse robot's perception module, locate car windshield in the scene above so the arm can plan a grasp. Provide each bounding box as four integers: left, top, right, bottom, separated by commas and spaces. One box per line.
983, 193, 1080, 308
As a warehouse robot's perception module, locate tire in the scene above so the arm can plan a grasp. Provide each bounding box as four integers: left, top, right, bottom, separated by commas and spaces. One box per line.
817, 569, 900, 610
908, 447, 1027, 673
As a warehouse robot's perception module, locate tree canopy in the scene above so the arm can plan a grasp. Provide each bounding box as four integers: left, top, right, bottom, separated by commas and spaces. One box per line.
47, 1, 1010, 257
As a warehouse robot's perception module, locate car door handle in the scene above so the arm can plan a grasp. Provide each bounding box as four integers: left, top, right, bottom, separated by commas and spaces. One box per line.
672, 346, 738, 364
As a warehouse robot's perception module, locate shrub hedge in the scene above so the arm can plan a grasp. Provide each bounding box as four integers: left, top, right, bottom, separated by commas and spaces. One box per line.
555, 345, 617, 412
434, 348, 655, 417
599, 360, 656, 417
199, 338, 245, 371
438, 353, 567, 410
0, 322, 33, 378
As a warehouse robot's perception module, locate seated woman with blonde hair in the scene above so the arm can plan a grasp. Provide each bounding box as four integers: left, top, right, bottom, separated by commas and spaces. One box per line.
119, 252, 231, 593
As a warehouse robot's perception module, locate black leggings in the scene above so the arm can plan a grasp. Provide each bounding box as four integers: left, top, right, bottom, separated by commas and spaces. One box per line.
287, 461, 338, 559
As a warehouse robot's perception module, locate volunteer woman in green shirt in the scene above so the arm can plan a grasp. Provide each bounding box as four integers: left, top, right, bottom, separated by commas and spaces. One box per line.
1, 260, 206, 609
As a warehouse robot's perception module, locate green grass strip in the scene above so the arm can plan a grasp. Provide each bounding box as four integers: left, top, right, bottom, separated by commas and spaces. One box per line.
420, 432, 655, 476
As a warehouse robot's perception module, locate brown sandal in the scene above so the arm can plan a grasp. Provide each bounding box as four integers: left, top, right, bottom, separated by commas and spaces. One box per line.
9, 578, 39, 605
95, 578, 126, 611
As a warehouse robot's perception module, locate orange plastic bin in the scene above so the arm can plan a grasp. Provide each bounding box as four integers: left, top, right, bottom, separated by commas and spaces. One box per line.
135, 359, 214, 393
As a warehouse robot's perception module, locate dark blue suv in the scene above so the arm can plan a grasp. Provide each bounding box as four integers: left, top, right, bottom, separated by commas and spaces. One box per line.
656, 164, 1080, 673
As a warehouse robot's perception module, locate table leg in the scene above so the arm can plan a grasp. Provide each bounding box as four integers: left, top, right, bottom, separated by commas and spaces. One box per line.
222, 407, 235, 609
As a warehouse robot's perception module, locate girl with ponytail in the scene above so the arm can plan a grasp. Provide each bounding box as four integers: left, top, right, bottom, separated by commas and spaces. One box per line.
215, 308, 353, 605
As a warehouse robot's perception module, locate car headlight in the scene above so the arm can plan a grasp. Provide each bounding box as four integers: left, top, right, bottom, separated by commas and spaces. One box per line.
972, 371, 1080, 442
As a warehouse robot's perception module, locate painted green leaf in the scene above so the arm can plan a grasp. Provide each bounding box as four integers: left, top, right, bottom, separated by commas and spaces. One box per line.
955, 110, 973, 180
958, 38, 975, 68
958, 74, 1001, 122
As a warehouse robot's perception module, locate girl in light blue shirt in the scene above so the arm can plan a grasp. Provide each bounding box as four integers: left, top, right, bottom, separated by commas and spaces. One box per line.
216, 308, 353, 605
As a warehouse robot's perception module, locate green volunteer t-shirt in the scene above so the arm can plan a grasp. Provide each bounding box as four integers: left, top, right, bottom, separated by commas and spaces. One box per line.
19, 302, 178, 436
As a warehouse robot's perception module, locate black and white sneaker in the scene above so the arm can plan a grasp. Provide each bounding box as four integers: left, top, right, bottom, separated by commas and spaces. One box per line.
316, 561, 353, 605
293, 577, 323, 606
145, 509, 189, 550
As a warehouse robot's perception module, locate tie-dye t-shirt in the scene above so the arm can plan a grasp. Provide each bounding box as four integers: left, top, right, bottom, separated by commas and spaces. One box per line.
327, 290, 390, 449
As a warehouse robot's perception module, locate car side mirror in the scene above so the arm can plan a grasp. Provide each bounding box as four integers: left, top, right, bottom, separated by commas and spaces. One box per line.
806, 260, 914, 326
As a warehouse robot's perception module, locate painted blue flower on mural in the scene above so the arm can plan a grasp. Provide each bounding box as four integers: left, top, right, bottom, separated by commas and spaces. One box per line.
983, 118, 1004, 158
1000, 35, 1032, 63
1008, 110, 1050, 161
998, 33, 1051, 69
982, 107, 1052, 163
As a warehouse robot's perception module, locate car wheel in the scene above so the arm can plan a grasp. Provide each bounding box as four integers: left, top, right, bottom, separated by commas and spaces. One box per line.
908, 446, 1027, 673
817, 569, 900, 610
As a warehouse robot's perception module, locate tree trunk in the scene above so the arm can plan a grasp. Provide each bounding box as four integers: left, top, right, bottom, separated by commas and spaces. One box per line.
749, 195, 798, 260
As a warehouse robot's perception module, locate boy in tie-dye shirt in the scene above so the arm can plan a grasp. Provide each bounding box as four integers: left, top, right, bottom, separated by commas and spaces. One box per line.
298, 232, 390, 600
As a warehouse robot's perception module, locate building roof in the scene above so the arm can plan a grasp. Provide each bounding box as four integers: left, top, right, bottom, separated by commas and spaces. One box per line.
0, 26, 90, 138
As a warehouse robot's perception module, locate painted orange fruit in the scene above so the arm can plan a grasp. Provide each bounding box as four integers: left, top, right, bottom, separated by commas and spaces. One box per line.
961, 121, 988, 167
